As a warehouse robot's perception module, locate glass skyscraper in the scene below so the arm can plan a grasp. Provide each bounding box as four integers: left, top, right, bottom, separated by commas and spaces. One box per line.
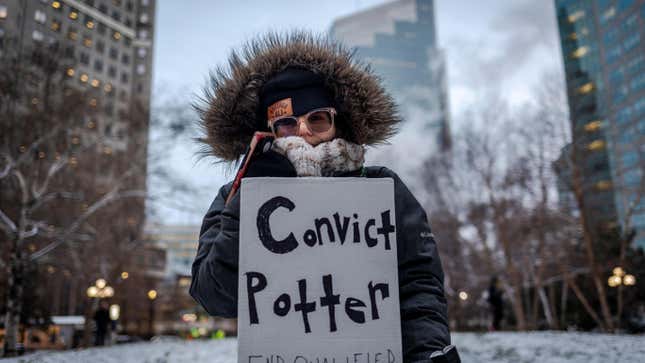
330, 0, 451, 152
555, 0, 645, 248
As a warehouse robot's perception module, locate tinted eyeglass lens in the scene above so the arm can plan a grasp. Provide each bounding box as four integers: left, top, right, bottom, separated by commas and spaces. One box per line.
306, 110, 332, 133
273, 117, 299, 137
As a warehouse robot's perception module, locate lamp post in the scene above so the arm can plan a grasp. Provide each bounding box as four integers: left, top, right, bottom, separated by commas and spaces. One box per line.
147, 289, 157, 338
84, 279, 114, 346
607, 266, 636, 287
608, 266, 636, 325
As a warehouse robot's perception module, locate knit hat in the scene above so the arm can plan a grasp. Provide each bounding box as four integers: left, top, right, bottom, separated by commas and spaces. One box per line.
259, 67, 335, 127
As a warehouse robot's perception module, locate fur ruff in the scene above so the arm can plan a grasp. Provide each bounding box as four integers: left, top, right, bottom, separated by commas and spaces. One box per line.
195, 31, 400, 161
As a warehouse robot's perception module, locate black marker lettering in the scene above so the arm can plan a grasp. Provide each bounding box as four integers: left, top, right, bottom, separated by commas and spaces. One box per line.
257, 196, 299, 254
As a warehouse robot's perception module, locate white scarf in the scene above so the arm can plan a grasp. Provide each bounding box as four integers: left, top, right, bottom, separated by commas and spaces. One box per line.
271, 137, 365, 177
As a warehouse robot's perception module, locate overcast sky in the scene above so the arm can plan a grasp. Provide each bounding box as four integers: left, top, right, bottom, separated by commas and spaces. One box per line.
148, 0, 564, 226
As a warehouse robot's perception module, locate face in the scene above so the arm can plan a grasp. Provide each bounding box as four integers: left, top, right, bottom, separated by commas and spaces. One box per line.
269, 107, 337, 147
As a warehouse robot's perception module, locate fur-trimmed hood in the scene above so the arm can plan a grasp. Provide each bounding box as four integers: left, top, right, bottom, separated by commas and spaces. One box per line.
196, 31, 400, 161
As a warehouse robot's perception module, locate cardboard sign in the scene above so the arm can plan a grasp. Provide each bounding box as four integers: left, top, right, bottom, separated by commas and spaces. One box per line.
238, 178, 402, 363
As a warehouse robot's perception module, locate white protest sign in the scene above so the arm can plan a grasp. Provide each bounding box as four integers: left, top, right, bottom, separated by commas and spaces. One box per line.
238, 178, 402, 363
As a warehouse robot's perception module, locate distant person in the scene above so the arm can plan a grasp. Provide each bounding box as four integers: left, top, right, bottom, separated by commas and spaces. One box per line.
93, 301, 111, 346
189, 31, 460, 362
487, 276, 504, 331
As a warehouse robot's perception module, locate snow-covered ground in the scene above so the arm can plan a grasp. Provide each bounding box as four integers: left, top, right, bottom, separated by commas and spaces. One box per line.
3, 332, 644, 363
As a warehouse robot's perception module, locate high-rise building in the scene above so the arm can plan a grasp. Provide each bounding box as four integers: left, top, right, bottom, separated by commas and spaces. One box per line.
555, 0, 645, 248
330, 0, 451, 152
0, 0, 155, 148
0, 0, 156, 321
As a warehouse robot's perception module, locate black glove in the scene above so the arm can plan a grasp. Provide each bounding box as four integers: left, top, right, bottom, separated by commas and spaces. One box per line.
244, 149, 297, 178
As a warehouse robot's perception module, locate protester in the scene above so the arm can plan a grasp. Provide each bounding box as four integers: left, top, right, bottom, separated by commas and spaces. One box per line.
93, 301, 111, 346
190, 31, 460, 363
487, 276, 504, 331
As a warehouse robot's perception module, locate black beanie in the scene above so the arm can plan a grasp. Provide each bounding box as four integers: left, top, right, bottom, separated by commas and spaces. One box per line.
258, 67, 335, 129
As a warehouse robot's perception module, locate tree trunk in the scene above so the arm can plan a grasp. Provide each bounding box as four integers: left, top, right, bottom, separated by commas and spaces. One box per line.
3, 239, 24, 357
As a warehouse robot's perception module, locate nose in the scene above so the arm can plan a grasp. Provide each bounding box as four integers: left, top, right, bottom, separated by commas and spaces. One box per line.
296, 117, 311, 136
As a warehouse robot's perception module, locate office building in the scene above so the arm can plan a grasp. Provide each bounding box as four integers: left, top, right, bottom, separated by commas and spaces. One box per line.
555, 0, 645, 247
330, 0, 451, 152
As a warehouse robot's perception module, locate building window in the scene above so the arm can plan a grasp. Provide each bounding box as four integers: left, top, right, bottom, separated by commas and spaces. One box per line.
577, 82, 594, 94
587, 140, 606, 151
109, 47, 118, 59
80, 73, 89, 83
108, 65, 117, 78
124, 37, 131, 47
121, 72, 129, 83
141, 0, 149, 6
104, 82, 113, 93
33, 30, 45, 42
126, 1, 133, 11
0, 6, 8, 20
125, 18, 132, 27
568, 10, 584, 22
64, 45, 75, 58
67, 28, 78, 40
83, 37, 92, 47
113, 31, 121, 40
35, 10, 47, 24
121, 54, 130, 65
111, 10, 121, 22
136, 64, 145, 75
80, 52, 90, 65
94, 59, 104, 71
51, 20, 61, 32
85, 0, 96, 6
98, 3, 107, 14
139, 30, 148, 39
137, 47, 146, 58
136, 82, 144, 93
139, 13, 149, 24
97, 22, 106, 35
52, 1, 62, 11
69, 8, 79, 20
91, 79, 100, 88
571, 46, 588, 59
85, 15, 95, 29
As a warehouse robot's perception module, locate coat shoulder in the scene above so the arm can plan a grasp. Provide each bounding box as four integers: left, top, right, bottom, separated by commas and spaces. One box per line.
364, 165, 397, 178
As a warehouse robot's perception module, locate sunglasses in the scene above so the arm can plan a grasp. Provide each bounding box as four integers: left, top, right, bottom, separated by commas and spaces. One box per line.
268, 107, 336, 138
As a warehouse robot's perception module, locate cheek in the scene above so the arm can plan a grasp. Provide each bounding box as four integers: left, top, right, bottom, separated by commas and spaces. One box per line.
303, 125, 336, 146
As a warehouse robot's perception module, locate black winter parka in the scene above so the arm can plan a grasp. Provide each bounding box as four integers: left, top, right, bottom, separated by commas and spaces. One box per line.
190, 158, 459, 363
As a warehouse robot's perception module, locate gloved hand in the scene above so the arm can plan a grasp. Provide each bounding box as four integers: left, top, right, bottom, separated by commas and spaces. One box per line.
244, 149, 297, 178
225, 149, 297, 208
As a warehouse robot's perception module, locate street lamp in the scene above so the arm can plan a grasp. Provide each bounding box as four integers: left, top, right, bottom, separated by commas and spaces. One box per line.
87, 278, 115, 298
458, 291, 469, 301
109, 304, 120, 321
608, 266, 637, 288
147, 289, 157, 338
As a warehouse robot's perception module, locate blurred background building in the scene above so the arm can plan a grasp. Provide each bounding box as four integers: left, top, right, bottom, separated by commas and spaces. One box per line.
144, 224, 198, 279
555, 0, 645, 248
0, 0, 155, 149
0, 0, 158, 343
330, 0, 451, 152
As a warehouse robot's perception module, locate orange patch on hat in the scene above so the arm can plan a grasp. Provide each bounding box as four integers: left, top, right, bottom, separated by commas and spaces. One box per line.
267, 98, 293, 120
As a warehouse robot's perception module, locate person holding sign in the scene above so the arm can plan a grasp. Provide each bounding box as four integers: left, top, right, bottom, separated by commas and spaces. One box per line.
190, 32, 461, 363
